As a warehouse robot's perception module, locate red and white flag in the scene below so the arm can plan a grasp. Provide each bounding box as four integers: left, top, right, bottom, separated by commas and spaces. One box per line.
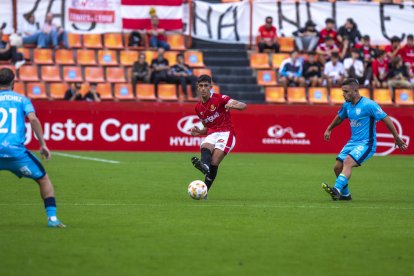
121, 0, 183, 30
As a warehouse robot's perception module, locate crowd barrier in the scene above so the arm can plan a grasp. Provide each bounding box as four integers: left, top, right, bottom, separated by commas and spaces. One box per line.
26, 102, 413, 156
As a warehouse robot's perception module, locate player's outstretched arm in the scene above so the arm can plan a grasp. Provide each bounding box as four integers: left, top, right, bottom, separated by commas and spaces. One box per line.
225, 100, 247, 111
382, 116, 408, 151
27, 113, 51, 161
324, 115, 344, 141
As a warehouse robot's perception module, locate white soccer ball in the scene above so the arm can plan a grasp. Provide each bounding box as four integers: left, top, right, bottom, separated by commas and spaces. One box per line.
188, 180, 208, 200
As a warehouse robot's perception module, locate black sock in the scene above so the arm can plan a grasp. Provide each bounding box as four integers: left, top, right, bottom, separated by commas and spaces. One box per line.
201, 148, 212, 166
205, 165, 218, 190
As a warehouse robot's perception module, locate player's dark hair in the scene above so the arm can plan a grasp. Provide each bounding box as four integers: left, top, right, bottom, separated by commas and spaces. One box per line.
197, 74, 212, 84
0, 68, 15, 86
342, 78, 359, 89
265, 16, 272, 22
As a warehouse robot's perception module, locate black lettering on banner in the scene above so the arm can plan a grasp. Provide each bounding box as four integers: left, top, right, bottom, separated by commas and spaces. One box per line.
192, 1, 212, 38
379, 3, 407, 42
217, 5, 239, 41
277, 1, 300, 34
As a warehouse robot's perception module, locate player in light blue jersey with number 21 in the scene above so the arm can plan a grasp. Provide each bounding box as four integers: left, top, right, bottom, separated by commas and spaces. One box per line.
322, 78, 408, 200
0, 68, 65, 227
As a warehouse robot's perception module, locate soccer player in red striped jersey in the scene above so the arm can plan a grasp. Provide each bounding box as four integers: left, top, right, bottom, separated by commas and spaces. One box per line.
191, 75, 247, 191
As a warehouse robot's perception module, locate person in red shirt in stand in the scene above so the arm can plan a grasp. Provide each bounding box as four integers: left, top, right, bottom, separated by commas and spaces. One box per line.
372, 50, 389, 88
318, 18, 337, 46
400, 34, 414, 83
385, 36, 402, 61
257, 16, 280, 53
316, 36, 339, 63
355, 35, 377, 86
191, 75, 247, 192
147, 16, 170, 50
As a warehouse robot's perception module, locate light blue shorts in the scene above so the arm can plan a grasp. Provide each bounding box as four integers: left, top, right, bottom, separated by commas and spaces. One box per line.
336, 142, 376, 166
0, 151, 46, 180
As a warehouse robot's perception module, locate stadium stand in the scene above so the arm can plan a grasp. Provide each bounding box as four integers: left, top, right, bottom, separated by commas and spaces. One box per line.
26, 82, 47, 100
114, 83, 135, 100
287, 87, 307, 104
136, 84, 157, 101
49, 83, 69, 99
308, 87, 329, 104
158, 84, 178, 101
395, 89, 414, 105
265, 86, 286, 103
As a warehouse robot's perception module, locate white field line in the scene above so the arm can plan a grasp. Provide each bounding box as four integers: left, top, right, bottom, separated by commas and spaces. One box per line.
1, 203, 414, 210
53, 152, 120, 164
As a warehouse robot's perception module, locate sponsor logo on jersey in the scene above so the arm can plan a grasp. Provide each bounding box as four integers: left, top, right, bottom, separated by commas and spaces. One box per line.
355, 108, 361, 115
210, 105, 216, 111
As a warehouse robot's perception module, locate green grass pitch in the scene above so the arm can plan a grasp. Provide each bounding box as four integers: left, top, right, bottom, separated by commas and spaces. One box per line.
1, 152, 414, 276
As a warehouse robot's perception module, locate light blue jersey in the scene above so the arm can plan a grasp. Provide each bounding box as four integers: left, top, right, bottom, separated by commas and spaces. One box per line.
336, 97, 387, 165
0, 90, 34, 158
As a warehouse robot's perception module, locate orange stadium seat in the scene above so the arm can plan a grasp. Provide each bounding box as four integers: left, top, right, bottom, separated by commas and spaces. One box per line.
96, 83, 113, 100
167, 34, 186, 50
114, 83, 135, 100
41, 66, 61, 82
359, 88, 371, 99
13, 82, 25, 96
106, 67, 126, 83
98, 50, 118, 66
329, 88, 344, 104
49, 83, 69, 99
278, 37, 295, 52
120, 51, 139, 66
55, 49, 75, 65
33, 49, 53, 65
184, 51, 204, 67
85, 67, 105, 83
272, 53, 290, 69
63, 66, 83, 82
77, 49, 97, 65
193, 68, 212, 77
373, 88, 392, 105
2, 34, 9, 42
212, 84, 220, 94
19, 48, 32, 61
104, 33, 124, 49
26, 82, 47, 100
158, 84, 178, 101
265, 86, 286, 103
136, 84, 156, 100
68, 33, 82, 48
19, 65, 39, 81
165, 51, 180, 66
257, 70, 277, 86
287, 87, 307, 103
144, 51, 157, 64
83, 34, 103, 48
250, 53, 270, 69
395, 89, 414, 105
308, 87, 328, 104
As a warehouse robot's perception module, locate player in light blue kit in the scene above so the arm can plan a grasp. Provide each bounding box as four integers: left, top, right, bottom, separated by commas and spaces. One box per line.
0, 68, 65, 227
322, 78, 408, 200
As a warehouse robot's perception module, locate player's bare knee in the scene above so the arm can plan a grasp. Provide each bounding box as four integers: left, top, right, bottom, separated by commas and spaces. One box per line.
343, 156, 356, 168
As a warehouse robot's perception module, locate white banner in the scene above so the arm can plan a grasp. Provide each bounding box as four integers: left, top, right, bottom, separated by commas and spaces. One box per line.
186, 0, 414, 45
16, 0, 122, 35
0, 0, 14, 34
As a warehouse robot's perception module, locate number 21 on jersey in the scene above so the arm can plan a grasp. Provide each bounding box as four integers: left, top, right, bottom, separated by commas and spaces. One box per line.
0, 107, 17, 134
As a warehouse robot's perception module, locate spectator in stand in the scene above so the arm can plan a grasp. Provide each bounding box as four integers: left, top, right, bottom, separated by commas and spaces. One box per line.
293, 20, 319, 53
372, 50, 389, 88
0, 29, 25, 69
21, 14, 46, 48
132, 53, 150, 86
64, 83, 83, 101
387, 56, 412, 89
257, 16, 280, 53
318, 18, 337, 46
303, 52, 323, 87
344, 48, 365, 82
147, 16, 170, 50
401, 34, 414, 84
84, 83, 101, 102
42, 12, 69, 49
355, 35, 377, 86
151, 47, 170, 96
337, 18, 362, 48
278, 50, 305, 87
323, 52, 345, 87
339, 36, 352, 60
385, 36, 402, 60
316, 36, 339, 63
168, 53, 197, 99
